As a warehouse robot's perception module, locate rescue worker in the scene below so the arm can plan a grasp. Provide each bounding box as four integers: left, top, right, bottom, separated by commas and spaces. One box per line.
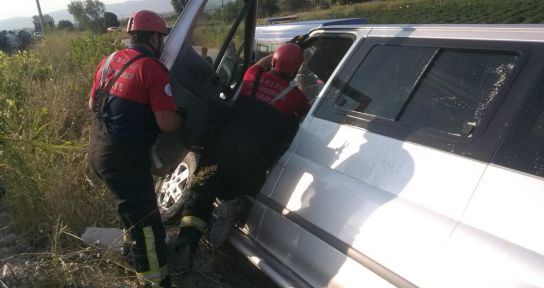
200, 46, 214, 65
88, 10, 184, 287
174, 43, 309, 274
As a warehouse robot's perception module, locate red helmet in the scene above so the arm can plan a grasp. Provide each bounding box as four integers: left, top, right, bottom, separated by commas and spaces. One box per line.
272, 43, 303, 77
127, 10, 167, 35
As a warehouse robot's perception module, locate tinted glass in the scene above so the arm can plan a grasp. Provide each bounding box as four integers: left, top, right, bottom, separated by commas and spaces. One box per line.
328, 45, 518, 137
399, 51, 518, 136
494, 73, 544, 177
334, 45, 436, 120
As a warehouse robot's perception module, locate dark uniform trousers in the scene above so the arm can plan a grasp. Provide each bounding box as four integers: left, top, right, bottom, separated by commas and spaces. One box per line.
180, 97, 299, 238
89, 120, 170, 287
181, 121, 268, 232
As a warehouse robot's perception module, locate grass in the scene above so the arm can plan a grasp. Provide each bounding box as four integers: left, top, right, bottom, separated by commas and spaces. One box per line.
0, 31, 130, 286
0, 32, 123, 236
1, 220, 138, 287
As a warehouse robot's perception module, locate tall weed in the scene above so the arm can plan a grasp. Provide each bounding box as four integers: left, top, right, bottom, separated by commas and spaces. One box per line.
0, 31, 122, 246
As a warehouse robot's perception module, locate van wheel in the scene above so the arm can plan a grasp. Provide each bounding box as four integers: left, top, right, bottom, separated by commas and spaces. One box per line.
155, 152, 197, 223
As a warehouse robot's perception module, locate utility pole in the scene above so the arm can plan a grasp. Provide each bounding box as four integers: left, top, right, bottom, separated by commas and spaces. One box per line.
35, 0, 45, 34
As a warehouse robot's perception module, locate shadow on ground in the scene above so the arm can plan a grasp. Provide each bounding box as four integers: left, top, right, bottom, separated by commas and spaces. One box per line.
166, 227, 279, 288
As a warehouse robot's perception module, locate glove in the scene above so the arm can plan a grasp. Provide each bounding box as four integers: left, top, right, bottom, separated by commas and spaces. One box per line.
287, 34, 309, 48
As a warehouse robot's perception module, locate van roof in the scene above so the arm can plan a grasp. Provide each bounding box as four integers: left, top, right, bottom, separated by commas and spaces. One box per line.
255, 18, 368, 42
311, 24, 544, 42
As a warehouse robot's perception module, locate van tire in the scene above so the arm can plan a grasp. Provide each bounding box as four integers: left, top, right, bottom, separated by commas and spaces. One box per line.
155, 152, 198, 224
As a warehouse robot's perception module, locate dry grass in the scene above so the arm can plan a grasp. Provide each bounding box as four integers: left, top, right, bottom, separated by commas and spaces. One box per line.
0, 31, 126, 286
1, 222, 139, 287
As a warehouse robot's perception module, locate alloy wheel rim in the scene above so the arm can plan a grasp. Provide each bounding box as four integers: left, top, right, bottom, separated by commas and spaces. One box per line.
158, 162, 189, 211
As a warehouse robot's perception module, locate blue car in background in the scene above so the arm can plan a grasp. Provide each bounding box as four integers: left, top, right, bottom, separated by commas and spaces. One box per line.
254, 18, 368, 60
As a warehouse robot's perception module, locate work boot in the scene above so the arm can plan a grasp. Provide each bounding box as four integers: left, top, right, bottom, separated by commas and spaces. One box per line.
174, 227, 200, 275
210, 196, 253, 247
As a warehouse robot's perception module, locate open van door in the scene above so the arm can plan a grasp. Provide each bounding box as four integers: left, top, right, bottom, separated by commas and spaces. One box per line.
153, 0, 257, 221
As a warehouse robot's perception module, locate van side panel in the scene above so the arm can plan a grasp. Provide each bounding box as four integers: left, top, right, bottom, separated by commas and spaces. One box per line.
245, 26, 544, 287
445, 62, 544, 287
446, 167, 544, 287
258, 117, 486, 287
258, 207, 397, 288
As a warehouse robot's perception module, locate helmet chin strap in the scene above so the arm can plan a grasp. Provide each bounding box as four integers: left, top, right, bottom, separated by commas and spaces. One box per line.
147, 33, 163, 58
147, 40, 160, 57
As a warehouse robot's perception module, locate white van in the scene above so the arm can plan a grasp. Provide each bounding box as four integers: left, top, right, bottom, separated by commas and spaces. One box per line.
154, 1, 544, 287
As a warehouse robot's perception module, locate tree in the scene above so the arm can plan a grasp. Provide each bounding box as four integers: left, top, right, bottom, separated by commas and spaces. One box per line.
32, 16, 43, 32
17, 30, 33, 48
0, 31, 8, 53
33, 14, 55, 31
171, 0, 190, 14
103, 12, 119, 28
57, 20, 75, 30
277, 0, 312, 12
68, 0, 106, 32
259, 0, 280, 18
43, 14, 55, 30
219, 0, 244, 21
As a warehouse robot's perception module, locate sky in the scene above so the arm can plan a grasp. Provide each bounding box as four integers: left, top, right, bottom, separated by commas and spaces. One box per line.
0, 0, 127, 21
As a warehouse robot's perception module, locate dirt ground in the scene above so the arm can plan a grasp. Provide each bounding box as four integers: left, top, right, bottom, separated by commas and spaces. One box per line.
166, 227, 279, 288
0, 202, 277, 288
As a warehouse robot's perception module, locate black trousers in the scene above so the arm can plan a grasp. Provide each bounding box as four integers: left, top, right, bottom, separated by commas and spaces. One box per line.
181, 121, 268, 227
89, 123, 170, 287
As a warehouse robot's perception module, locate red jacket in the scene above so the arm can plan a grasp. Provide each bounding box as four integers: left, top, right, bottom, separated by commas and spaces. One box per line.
240, 65, 309, 118
90, 46, 177, 146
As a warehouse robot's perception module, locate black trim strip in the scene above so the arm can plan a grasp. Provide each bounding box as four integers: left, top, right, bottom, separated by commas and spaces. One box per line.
256, 194, 419, 288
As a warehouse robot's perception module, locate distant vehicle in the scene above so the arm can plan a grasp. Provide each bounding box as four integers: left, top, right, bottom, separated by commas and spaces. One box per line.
33, 31, 43, 38
254, 18, 368, 60
5, 33, 22, 50
106, 26, 121, 32
264, 15, 299, 25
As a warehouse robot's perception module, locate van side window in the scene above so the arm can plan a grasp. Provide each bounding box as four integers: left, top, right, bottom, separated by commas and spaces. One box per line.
494, 73, 544, 177
255, 43, 282, 60
326, 44, 518, 137
400, 51, 518, 136
334, 45, 436, 120
300, 36, 354, 103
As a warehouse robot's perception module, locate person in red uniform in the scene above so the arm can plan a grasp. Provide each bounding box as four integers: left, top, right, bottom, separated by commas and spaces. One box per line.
88, 10, 183, 287
174, 43, 309, 274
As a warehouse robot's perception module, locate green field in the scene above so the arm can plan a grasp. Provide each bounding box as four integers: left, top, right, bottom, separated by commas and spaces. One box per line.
300, 0, 544, 24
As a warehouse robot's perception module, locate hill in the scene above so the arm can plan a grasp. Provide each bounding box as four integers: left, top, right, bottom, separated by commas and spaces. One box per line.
0, 0, 177, 31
